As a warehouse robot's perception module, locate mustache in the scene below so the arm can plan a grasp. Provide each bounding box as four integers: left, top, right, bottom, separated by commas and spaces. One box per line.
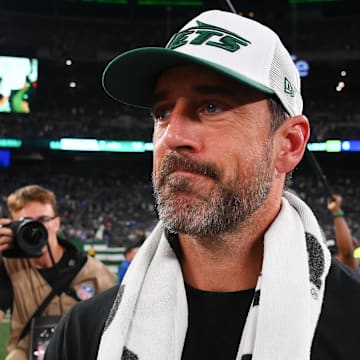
155, 153, 221, 186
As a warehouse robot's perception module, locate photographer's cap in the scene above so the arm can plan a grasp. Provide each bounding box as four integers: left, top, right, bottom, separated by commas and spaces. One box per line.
103, 10, 302, 116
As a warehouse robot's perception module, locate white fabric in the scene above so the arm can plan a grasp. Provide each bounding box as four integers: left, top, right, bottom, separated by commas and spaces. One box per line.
97, 191, 331, 360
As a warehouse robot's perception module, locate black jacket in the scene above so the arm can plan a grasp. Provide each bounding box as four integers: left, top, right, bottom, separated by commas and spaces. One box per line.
45, 259, 360, 360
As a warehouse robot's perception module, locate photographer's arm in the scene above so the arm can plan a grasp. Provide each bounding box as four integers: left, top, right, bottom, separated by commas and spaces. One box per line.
328, 195, 358, 270
0, 217, 13, 323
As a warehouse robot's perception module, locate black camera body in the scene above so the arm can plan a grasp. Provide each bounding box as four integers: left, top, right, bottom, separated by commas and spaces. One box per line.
2, 218, 48, 258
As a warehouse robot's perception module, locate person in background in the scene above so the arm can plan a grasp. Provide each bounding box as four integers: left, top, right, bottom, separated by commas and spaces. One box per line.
327, 193, 358, 270
0, 185, 116, 360
46, 10, 360, 360
117, 246, 138, 284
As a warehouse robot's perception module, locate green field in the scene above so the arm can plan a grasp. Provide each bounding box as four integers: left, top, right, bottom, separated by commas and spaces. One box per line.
0, 320, 10, 360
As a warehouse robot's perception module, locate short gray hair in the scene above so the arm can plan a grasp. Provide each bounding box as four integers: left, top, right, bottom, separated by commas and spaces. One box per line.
267, 97, 294, 185
267, 96, 290, 133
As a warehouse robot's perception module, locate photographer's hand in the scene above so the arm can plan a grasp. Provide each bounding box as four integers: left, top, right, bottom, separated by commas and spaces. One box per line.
0, 218, 13, 253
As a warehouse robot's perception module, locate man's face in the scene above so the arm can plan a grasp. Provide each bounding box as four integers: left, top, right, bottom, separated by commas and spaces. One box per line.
151, 64, 276, 239
11, 201, 60, 256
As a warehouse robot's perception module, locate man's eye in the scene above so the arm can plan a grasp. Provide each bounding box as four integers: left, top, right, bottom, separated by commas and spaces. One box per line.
202, 103, 222, 114
207, 104, 219, 113
152, 108, 171, 122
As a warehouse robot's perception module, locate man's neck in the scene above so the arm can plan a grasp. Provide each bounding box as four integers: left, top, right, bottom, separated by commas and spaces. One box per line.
179, 232, 263, 292
178, 200, 281, 292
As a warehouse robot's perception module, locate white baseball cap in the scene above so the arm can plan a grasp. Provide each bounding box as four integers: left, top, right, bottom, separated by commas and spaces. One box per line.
103, 10, 303, 116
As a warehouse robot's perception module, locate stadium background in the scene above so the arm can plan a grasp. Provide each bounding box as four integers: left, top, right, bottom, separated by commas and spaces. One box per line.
0, 0, 359, 357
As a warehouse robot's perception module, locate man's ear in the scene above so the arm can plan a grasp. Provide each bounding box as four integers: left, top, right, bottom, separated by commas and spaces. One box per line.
273, 115, 310, 174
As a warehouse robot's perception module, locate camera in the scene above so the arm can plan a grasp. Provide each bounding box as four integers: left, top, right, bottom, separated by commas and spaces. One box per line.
2, 218, 48, 258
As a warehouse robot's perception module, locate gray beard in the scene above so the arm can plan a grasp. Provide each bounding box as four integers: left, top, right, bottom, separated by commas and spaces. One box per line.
153, 145, 273, 240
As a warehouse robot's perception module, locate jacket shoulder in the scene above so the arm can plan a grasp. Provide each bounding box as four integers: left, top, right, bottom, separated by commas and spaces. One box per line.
312, 259, 360, 359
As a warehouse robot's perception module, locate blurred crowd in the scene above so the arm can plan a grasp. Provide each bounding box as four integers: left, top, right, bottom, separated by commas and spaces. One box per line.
0, 169, 157, 248
0, 103, 154, 141
0, 95, 359, 141
289, 173, 360, 242
0, 167, 358, 247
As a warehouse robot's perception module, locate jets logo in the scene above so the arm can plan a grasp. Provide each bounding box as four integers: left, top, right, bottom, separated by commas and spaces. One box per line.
166, 20, 251, 53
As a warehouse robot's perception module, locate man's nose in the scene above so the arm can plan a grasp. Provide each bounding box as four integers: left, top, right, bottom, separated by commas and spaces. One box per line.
159, 102, 201, 153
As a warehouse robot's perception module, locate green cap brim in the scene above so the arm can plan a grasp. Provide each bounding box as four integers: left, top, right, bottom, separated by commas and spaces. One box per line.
102, 47, 274, 109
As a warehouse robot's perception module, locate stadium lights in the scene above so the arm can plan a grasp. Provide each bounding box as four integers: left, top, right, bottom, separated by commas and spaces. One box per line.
0, 139, 22, 148
336, 80, 345, 92
49, 139, 149, 152
1, 137, 360, 153
238, 11, 255, 18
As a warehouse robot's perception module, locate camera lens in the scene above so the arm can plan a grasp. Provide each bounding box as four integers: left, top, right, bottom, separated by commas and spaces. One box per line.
2, 218, 48, 258
17, 220, 48, 253
21, 223, 45, 244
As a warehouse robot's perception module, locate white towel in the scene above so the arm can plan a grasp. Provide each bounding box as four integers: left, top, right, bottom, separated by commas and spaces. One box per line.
97, 191, 331, 360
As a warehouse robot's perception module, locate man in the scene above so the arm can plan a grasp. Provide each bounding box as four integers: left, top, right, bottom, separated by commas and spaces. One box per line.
45, 10, 360, 360
117, 246, 138, 284
0, 184, 116, 360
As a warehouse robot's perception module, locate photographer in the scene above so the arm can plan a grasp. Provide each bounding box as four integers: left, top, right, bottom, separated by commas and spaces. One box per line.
0, 185, 116, 360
